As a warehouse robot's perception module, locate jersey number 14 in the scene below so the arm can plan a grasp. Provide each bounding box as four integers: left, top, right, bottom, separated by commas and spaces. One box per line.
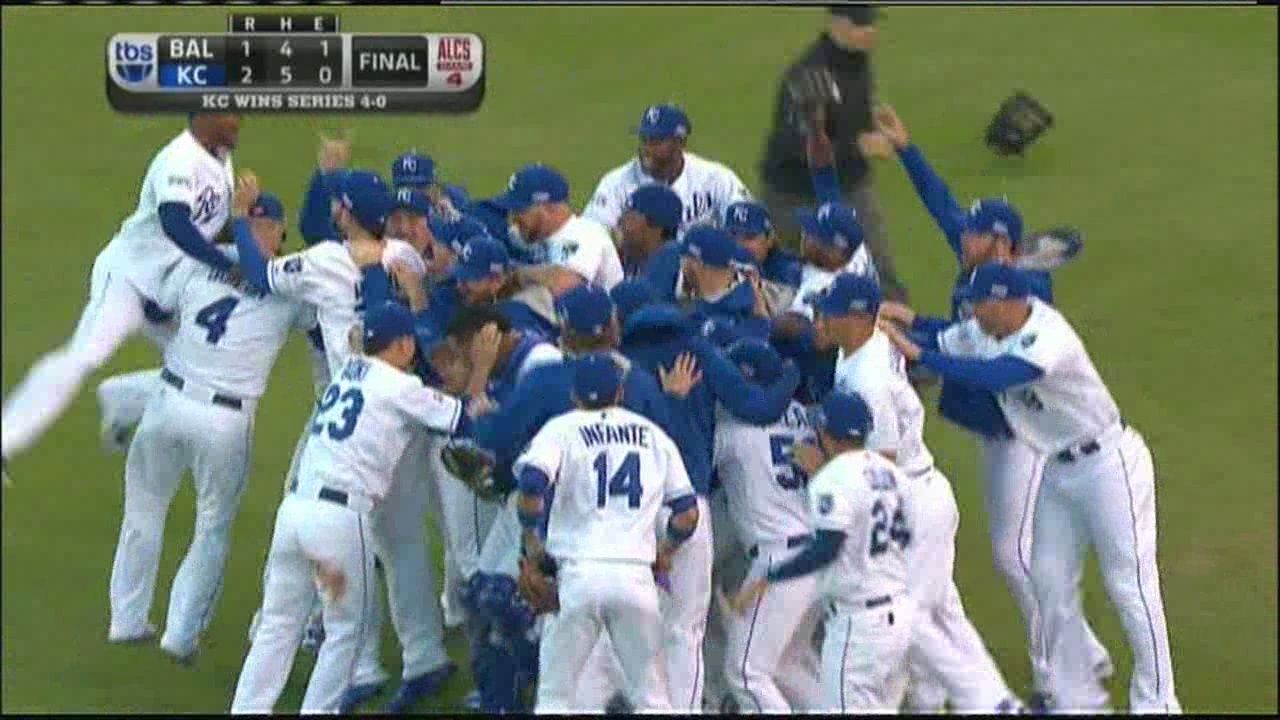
594, 450, 642, 509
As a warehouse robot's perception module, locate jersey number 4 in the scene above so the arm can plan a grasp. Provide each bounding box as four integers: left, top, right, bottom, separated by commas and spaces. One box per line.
594, 450, 643, 509
869, 497, 911, 556
194, 296, 240, 345
310, 385, 365, 441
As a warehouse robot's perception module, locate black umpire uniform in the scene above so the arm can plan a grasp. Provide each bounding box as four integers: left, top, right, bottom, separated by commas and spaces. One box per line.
759, 5, 908, 302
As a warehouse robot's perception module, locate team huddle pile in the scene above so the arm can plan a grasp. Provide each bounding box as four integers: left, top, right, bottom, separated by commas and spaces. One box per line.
0, 103, 1180, 714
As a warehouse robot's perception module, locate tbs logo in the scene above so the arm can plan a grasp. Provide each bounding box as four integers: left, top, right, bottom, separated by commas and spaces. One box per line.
111, 37, 155, 84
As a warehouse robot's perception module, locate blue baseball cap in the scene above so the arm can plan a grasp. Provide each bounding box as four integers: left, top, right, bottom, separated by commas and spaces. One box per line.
963, 198, 1023, 246
442, 183, 471, 212
573, 352, 623, 405
493, 164, 570, 212
557, 284, 615, 337
957, 261, 1032, 303
610, 278, 659, 325
452, 235, 511, 282
363, 301, 417, 354
392, 152, 436, 189
249, 192, 285, 222
815, 272, 881, 317
724, 201, 773, 238
726, 338, 784, 385
625, 184, 683, 233
394, 187, 433, 216
414, 319, 448, 358
431, 215, 490, 255
681, 225, 745, 269
796, 201, 864, 253
338, 170, 395, 234
635, 103, 691, 140
813, 391, 874, 441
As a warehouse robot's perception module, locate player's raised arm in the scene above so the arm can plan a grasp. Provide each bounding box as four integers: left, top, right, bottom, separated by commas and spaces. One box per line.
688, 336, 800, 425
873, 105, 967, 256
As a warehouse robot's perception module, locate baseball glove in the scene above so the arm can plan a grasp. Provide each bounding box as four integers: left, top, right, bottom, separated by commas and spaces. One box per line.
439, 438, 505, 503
1015, 226, 1084, 271
517, 555, 560, 615
785, 64, 842, 136
985, 91, 1054, 156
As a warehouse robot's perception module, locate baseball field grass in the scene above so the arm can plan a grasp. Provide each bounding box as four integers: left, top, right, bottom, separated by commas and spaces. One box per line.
2, 5, 1276, 713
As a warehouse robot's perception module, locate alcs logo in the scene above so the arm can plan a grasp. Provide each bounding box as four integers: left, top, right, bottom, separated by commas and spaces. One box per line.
112, 38, 154, 84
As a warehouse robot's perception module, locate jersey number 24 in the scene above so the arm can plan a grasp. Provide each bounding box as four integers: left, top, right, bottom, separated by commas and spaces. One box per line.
594, 450, 642, 509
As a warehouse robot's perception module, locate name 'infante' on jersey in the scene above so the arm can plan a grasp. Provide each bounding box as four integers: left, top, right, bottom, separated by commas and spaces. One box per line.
578, 421, 652, 449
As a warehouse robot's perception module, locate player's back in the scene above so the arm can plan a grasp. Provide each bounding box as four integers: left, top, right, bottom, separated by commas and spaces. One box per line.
297, 355, 459, 504
809, 450, 911, 605
268, 240, 362, 380
538, 406, 685, 565
161, 255, 312, 400
835, 331, 935, 476
714, 399, 815, 549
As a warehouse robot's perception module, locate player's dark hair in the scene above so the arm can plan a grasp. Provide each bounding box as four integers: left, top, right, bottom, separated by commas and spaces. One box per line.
447, 305, 512, 342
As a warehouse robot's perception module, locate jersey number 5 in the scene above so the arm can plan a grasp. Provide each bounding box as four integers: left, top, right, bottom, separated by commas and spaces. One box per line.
769, 434, 808, 490
869, 497, 911, 556
594, 450, 643, 509
310, 385, 365, 441
194, 296, 241, 345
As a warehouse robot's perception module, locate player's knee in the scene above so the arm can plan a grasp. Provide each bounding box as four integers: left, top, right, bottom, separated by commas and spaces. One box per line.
989, 536, 1028, 585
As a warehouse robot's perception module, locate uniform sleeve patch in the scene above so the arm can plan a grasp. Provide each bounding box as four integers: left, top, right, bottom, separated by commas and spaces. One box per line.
1020, 332, 1037, 348
167, 174, 193, 188
282, 257, 303, 274
817, 493, 834, 515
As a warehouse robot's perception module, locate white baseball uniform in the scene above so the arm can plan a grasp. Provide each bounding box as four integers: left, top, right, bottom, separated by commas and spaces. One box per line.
788, 247, 878, 321
107, 252, 313, 654
515, 406, 694, 714
2, 128, 232, 460
835, 330, 1017, 712
807, 449, 915, 712
939, 298, 1180, 713
585, 151, 752, 238
541, 214, 625, 291
713, 400, 824, 713
231, 355, 464, 714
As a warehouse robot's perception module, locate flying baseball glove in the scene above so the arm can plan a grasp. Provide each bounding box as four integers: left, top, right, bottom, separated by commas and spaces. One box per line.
1015, 226, 1084, 271
517, 555, 560, 615
985, 91, 1054, 156
785, 64, 842, 136
439, 438, 505, 503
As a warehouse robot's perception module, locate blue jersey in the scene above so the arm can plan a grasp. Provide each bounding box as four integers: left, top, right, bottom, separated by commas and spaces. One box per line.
897, 144, 1055, 439
686, 281, 771, 348
626, 241, 683, 303
758, 247, 804, 288
620, 304, 800, 494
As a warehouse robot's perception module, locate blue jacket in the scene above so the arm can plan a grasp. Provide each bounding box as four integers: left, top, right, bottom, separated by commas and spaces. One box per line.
628, 241, 683, 303
759, 248, 804, 288
620, 304, 801, 494
686, 281, 771, 348
474, 352, 677, 494
896, 143, 1054, 439
468, 197, 547, 265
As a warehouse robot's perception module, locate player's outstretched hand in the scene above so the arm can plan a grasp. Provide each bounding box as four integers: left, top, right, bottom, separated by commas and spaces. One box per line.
659, 353, 703, 399
877, 300, 916, 327
857, 131, 894, 161
233, 171, 261, 217
317, 130, 353, 173
468, 323, 503, 376
873, 104, 910, 150
517, 556, 560, 614
389, 261, 427, 312
877, 318, 923, 362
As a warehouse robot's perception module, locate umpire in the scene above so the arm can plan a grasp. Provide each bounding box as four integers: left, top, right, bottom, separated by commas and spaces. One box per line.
759, 5, 908, 303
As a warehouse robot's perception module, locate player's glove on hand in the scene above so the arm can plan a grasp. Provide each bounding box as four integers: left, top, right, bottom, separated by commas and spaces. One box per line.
785, 64, 842, 136
440, 439, 504, 503
985, 91, 1054, 156
517, 556, 560, 615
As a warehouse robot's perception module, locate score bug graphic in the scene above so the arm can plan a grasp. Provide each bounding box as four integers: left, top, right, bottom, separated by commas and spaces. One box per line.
105, 14, 485, 114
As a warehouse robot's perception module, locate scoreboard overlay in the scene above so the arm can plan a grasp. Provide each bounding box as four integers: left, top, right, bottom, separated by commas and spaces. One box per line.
106, 14, 484, 113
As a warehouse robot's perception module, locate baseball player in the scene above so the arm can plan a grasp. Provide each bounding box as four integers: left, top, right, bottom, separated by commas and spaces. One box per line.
727, 391, 914, 712
514, 352, 700, 713
712, 339, 824, 713
494, 164, 624, 295
230, 303, 468, 714
723, 201, 804, 319
879, 262, 1181, 713
618, 184, 685, 298
815, 272, 1021, 713
585, 103, 752, 236
872, 103, 1109, 705
107, 191, 312, 657
2, 113, 240, 474
677, 226, 772, 348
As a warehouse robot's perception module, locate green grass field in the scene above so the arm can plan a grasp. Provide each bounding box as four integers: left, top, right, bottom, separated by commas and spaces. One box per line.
2, 5, 1276, 713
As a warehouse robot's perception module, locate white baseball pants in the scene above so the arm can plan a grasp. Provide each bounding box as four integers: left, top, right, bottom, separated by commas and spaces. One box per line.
821, 595, 914, 713
1032, 423, 1180, 713
659, 493, 713, 713
535, 560, 670, 713
107, 382, 254, 654
231, 491, 377, 714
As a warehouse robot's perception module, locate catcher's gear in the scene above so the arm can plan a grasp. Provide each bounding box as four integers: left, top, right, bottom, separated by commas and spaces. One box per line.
985, 91, 1054, 156
517, 556, 560, 615
1015, 226, 1084, 271
440, 438, 505, 502
785, 64, 842, 136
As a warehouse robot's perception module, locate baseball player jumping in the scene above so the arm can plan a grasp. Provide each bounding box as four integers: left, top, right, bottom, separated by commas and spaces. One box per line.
2, 113, 241, 478
230, 302, 469, 713
514, 352, 700, 713
879, 262, 1181, 713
